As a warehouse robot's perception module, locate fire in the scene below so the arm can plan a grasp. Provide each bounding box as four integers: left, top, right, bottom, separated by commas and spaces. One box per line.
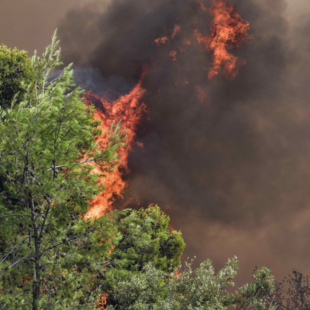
171, 24, 181, 38
195, 0, 251, 80
195, 85, 208, 103
154, 36, 169, 46
83, 79, 148, 218
98, 291, 108, 309
82, 0, 250, 219
169, 50, 178, 61
169, 223, 177, 232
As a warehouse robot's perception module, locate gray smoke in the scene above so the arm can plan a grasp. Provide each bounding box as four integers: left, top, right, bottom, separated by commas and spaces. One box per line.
57, 0, 310, 285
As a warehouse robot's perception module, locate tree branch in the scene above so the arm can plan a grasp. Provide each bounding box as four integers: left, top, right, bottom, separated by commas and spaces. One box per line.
1, 235, 33, 263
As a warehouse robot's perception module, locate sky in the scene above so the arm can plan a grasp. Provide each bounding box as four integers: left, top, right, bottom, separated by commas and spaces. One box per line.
1, 0, 310, 287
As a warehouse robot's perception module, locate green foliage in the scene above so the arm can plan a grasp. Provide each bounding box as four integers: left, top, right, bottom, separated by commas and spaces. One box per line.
0, 31, 128, 309
0, 30, 277, 310
103, 205, 185, 307
112, 205, 185, 272
105, 257, 276, 310
0, 44, 35, 109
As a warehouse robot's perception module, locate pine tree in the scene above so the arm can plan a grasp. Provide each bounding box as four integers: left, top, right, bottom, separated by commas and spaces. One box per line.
0, 31, 128, 310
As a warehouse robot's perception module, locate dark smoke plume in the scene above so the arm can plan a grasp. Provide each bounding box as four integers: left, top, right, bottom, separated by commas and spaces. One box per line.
58, 0, 310, 284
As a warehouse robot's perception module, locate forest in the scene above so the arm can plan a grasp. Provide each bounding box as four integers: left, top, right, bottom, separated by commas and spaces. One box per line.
0, 31, 309, 310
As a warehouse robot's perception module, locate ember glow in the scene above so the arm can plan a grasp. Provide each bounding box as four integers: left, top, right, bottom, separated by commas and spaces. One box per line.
171, 24, 181, 38
84, 80, 148, 218
195, 85, 208, 103
98, 291, 108, 309
154, 36, 169, 46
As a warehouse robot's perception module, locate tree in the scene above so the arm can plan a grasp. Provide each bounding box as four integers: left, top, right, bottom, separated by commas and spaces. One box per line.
104, 205, 185, 307
0, 44, 35, 109
0, 31, 128, 309
0, 44, 36, 198
0, 30, 278, 310
110, 205, 185, 272
103, 256, 276, 310
262, 270, 310, 309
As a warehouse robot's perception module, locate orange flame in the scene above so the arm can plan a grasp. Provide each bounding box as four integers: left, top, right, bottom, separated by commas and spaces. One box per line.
195, 0, 251, 80
83, 80, 148, 218
154, 36, 169, 46
171, 24, 181, 38
169, 50, 178, 61
81, 0, 250, 219
98, 291, 108, 309
169, 223, 177, 232
195, 85, 208, 103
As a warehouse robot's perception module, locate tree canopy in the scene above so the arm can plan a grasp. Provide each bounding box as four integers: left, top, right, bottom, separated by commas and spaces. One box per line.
0, 31, 277, 310
0, 45, 35, 109
104, 257, 276, 310
110, 205, 185, 273
0, 31, 127, 309
104, 205, 185, 307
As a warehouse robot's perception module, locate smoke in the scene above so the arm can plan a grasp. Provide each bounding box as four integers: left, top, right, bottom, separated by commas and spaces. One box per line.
57, 0, 310, 284
73, 68, 135, 98
0, 0, 108, 54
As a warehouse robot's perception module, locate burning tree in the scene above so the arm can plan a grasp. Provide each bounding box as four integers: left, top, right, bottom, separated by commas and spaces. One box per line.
82, 84, 148, 219
0, 32, 128, 309
0, 3, 276, 309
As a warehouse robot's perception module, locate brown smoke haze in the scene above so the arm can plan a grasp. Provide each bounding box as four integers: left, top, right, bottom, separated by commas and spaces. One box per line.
1, 0, 310, 285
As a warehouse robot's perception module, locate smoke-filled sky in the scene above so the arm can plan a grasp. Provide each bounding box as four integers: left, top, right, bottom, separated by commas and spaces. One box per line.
2, 0, 310, 286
